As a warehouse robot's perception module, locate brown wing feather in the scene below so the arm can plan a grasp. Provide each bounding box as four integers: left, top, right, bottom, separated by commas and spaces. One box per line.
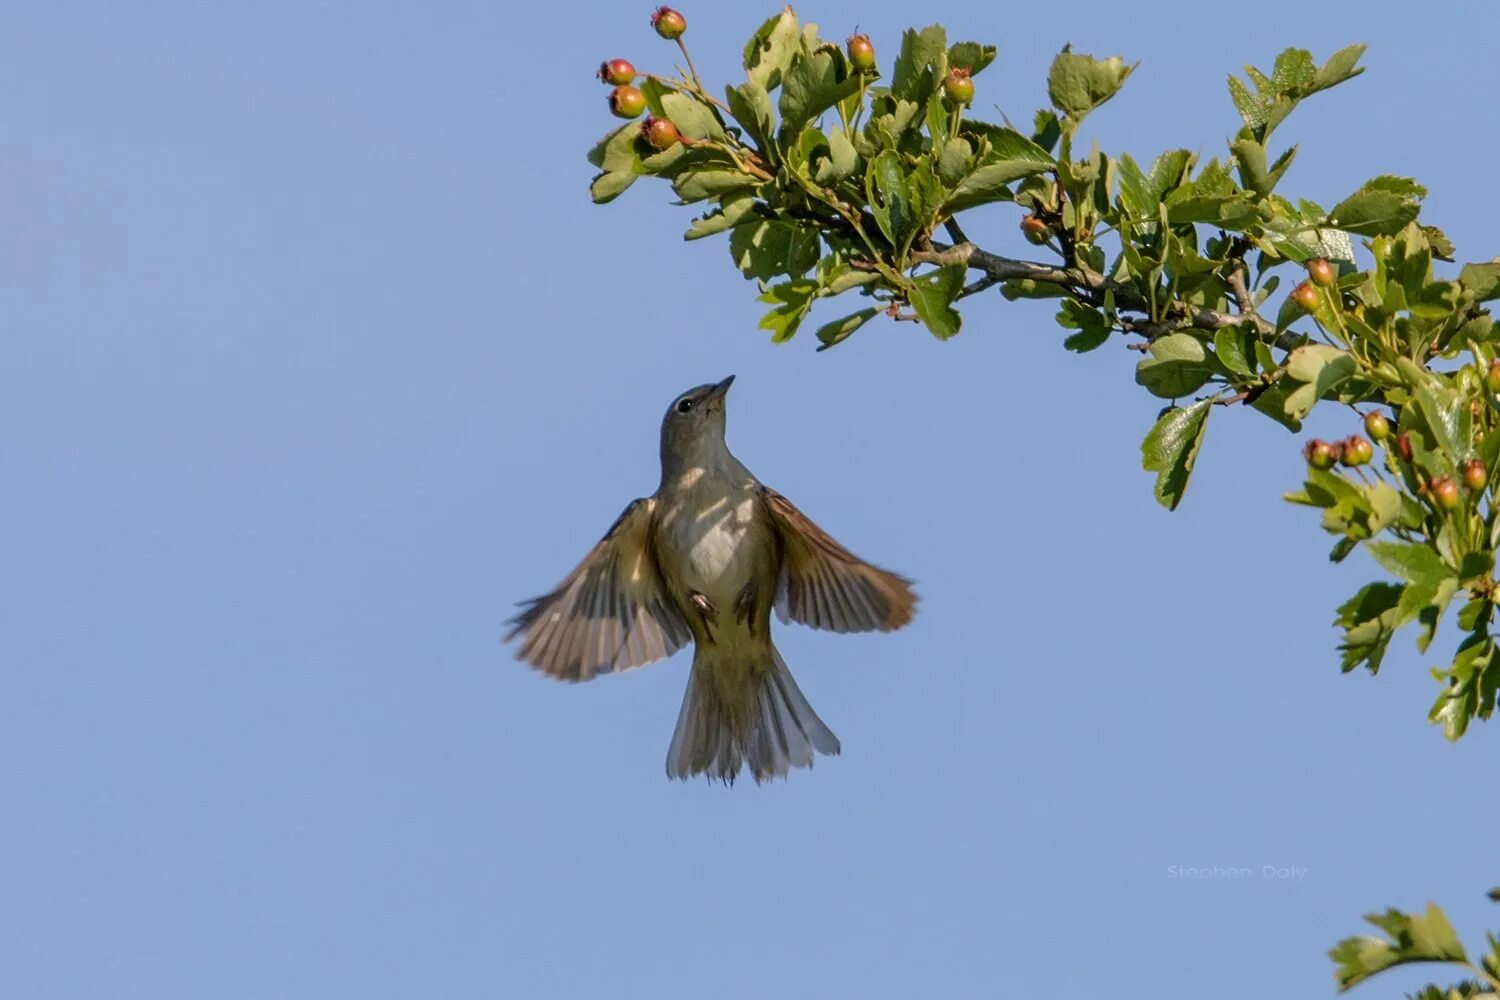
762, 489, 917, 634
505, 498, 691, 681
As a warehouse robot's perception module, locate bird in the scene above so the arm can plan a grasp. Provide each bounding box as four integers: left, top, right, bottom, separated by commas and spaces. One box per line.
504, 376, 918, 784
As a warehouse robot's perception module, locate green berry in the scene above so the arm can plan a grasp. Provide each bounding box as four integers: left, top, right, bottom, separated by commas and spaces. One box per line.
642, 115, 680, 150
1303, 438, 1337, 470
1020, 215, 1050, 245
598, 59, 637, 86
1363, 411, 1391, 442
1307, 257, 1337, 288
943, 67, 974, 105
1463, 459, 1488, 492
609, 85, 646, 119
1291, 281, 1320, 312
650, 6, 686, 39
1341, 435, 1374, 467
846, 34, 876, 73
1432, 476, 1462, 511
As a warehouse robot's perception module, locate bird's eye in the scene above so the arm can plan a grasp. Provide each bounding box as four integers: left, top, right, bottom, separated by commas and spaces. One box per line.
676, 398, 694, 414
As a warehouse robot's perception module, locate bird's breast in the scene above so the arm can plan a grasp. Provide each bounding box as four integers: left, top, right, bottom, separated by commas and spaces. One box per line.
656, 484, 772, 605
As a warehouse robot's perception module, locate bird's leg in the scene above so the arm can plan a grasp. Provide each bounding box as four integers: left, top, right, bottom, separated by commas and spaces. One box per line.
733, 582, 757, 633
689, 592, 717, 637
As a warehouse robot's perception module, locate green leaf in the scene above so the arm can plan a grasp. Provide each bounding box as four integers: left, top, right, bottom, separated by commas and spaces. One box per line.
639, 77, 670, 117
1330, 903, 1468, 990
814, 307, 879, 351
729, 220, 820, 280
1213, 328, 1254, 378
1057, 299, 1110, 352
1135, 333, 1214, 399
1335, 582, 1404, 674
1460, 260, 1500, 302
1329, 177, 1425, 237
671, 168, 757, 203
1141, 399, 1212, 510
1282, 344, 1356, 421
866, 150, 915, 252
1309, 43, 1366, 95
589, 170, 636, 204
587, 122, 644, 172
726, 82, 776, 153
909, 265, 965, 339
661, 92, 725, 143
743, 8, 801, 90
1047, 47, 1136, 121
756, 279, 818, 342
1366, 540, 1451, 587
779, 45, 860, 136
815, 128, 859, 183
684, 192, 759, 240
936, 136, 974, 186
948, 42, 997, 75
891, 25, 948, 103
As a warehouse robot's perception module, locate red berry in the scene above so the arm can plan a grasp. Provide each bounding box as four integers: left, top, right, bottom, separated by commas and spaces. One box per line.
1303, 438, 1337, 470
846, 34, 876, 73
1363, 411, 1391, 442
642, 115, 680, 150
1307, 257, 1336, 288
1395, 432, 1414, 462
1020, 215, 1050, 245
1291, 281, 1320, 312
609, 85, 647, 118
1463, 459, 1488, 492
1432, 476, 1462, 511
650, 6, 686, 39
943, 67, 974, 105
598, 59, 637, 85
1487, 359, 1500, 394
1341, 435, 1374, 467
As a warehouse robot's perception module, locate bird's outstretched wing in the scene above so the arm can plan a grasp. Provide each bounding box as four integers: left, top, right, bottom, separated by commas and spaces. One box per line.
506, 498, 691, 681
762, 489, 918, 634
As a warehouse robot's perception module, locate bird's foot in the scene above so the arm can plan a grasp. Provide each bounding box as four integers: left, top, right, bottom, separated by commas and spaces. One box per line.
690, 592, 717, 636
733, 582, 757, 633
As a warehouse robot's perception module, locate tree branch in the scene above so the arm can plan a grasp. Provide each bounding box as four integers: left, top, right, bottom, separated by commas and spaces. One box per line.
913, 240, 1304, 350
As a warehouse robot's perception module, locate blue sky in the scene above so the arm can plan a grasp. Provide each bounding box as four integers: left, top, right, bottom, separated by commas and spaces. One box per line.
4, 1, 1498, 997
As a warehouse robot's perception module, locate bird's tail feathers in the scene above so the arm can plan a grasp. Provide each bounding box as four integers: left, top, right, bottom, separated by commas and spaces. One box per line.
665, 643, 839, 785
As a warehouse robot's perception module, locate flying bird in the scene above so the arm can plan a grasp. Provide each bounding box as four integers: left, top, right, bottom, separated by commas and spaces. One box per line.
505, 376, 917, 784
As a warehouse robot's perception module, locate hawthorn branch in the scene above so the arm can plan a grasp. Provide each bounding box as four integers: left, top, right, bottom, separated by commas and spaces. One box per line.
913, 240, 1304, 351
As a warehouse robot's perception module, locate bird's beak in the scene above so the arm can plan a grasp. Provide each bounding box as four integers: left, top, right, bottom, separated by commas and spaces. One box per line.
706, 374, 735, 401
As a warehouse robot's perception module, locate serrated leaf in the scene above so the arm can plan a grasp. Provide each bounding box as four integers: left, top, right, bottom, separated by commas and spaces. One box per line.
1141, 399, 1211, 510
726, 82, 776, 153
815, 128, 859, 183
1366, 540, 1451, 587
866, 150, 914, 251
743, 8, 801, 90
779, 45, 860, 136
661, 92, 725, 143
684, 192, 759, 240
1309, 43, 1367, 95
728, 220, 820, 280
587, 122, 644, 172
1331, 903, 1467, 990
671, 169, 758, 203
1047, 48, 1136, 121
891, 25, 948, 103
1335, 581, 1404, 674
756, 279, 818, 342
1460, 260, 1500, 302
948, 41, 997, 75
1057, 299, 1109, 352
908, 265, 965, 339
